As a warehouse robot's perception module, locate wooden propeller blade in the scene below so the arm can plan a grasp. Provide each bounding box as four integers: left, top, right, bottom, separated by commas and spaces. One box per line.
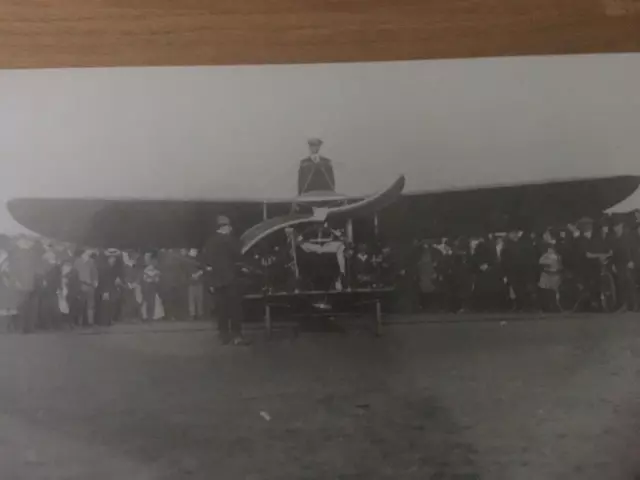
0, 0, 639, 69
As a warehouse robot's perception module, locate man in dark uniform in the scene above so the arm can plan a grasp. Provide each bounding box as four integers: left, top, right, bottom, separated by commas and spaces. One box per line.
610, 215, 637, 312
199, 215, 249, 346
297, 138, 336, 195
472, 235, 506, 312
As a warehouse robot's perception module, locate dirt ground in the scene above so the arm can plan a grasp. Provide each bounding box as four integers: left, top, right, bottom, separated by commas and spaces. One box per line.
0, 314, 640, 479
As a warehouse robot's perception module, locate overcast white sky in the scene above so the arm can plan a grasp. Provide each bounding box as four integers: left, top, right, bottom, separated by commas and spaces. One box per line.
1, 53, 639, 233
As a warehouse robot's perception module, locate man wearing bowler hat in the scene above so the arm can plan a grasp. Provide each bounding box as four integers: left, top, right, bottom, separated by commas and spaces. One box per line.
297, 138, 336, 195
199, 215, 248, 346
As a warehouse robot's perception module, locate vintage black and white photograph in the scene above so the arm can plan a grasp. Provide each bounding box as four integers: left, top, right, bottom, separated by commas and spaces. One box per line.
2, 52, 640, 478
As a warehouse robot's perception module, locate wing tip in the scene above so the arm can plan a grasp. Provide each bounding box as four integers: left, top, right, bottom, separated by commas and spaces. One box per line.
6, 198, 29, 226
609, 174, 640, 208
396, 174, 406, 192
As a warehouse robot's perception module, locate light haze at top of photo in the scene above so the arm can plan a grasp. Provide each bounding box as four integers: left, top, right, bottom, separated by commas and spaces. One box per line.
0, 53, 639, 232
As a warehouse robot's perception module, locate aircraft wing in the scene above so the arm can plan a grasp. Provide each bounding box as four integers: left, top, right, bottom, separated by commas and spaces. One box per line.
6, 197, 273, 250
378, 175, 640, 239
7, 175, 640, 248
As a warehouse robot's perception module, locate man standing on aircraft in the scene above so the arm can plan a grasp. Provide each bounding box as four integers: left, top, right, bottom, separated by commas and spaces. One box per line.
199, 215, 249, 346
297, 138, 336, 195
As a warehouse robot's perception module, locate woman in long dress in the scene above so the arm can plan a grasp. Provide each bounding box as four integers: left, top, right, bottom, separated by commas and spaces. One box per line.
538, 242, 563, 312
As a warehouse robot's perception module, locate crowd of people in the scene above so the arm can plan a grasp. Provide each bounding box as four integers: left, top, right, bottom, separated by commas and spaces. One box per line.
393, 213, 640, 314
1, 211, 639, 334
247, 212, 640, 316
0, 235, 207, 333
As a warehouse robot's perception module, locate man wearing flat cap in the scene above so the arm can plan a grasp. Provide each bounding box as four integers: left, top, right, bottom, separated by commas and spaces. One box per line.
297, 138, 336, 195
199, 215, 248, 345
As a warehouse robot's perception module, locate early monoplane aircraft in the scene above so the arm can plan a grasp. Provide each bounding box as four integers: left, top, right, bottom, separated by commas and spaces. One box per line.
7, 169, 640, 252
6, 141, 640, 334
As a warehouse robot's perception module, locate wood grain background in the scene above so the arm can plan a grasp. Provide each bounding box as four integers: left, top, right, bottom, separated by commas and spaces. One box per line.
1, 0, 640, 69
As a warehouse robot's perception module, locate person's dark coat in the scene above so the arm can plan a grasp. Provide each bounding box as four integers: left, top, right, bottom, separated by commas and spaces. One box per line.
65, 269, 82, 300
611, 231, 636, 268
42, 264, 62, 294
501, 238, 526, 279
199, 232, 243, 288
450, 241, 472, 292
472, 239, 503, 293
574, 232, 610, 276
98, 257, 124, 293
518, 235, 540, 281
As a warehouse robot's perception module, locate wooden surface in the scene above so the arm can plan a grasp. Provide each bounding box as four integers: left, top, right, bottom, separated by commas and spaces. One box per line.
1, 0, 640, 69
